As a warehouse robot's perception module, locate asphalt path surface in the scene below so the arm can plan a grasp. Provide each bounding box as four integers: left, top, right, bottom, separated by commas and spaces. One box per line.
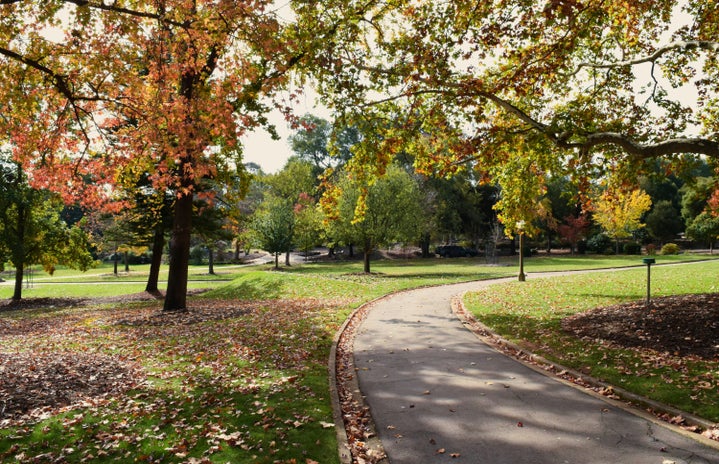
353, 278, 719, 464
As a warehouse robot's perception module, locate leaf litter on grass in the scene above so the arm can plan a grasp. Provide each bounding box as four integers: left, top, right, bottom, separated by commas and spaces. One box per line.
0, 296, 346, 463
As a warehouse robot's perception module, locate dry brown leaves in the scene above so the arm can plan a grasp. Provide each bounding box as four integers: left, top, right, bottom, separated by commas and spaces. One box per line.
562, 293, 719, 359
334, 302, 388, 464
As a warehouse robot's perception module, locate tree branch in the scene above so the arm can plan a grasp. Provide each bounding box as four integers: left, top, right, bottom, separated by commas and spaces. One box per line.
558, 133, 719, 159
572, 40, 719, 73
0, 45, 104, 103
62, 0, 183, 26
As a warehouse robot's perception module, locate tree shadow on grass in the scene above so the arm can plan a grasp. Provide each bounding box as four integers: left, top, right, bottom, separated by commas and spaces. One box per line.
202, 274, 286, 300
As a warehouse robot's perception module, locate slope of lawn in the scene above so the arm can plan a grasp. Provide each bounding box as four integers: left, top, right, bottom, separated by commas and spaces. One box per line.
464, 260, 719, 422
1, 254, 717, 462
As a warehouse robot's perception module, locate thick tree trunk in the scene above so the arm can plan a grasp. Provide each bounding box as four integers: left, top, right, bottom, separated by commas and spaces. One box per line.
163, 193, 193, 311
11, 202, 26, 301
123, 251, 130, 273
363, 250, 371, 273
274, 252, 279, 269
12, 261, 23, 301
208, 247, 215, 275
419, 232, 431, 258
363, 238, 372, 273
145, 227, 164, 293
285, 250, 291, 266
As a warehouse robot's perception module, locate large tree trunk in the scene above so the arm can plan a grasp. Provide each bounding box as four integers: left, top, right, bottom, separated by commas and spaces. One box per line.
363, 250, 371, 273
163, 193, 193, 311
285, 250, 291, 267
11, 202, 26, 301
208, 247, 215, 275
419, 232, 431, 258
12, 261, 23, 301
145, 227, 164, 293
123, 251, 130, 273
363, 238, 372, 273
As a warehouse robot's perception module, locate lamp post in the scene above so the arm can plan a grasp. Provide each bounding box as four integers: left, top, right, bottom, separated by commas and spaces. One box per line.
517, 221, 526, 282
643, 258, 655, 306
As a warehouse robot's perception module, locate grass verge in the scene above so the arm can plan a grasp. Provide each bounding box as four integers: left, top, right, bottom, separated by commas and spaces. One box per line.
463, 260, 719, 422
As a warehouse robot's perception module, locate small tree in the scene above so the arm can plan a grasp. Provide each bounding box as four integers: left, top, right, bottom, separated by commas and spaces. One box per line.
251, 197, 295, 269
0, 160, 94, 300
592, 187, 652, 254
329, 165, 422, 273
557, 213, 590, 254
686, 212, 719, 253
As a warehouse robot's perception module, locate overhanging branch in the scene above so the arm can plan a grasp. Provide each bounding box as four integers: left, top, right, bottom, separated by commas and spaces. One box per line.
572, 40, 719, 73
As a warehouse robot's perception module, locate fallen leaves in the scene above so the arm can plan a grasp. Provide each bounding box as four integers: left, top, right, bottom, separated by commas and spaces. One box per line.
334, 302, 388, 464
0, 295, 343, 462
562, 293, 719, 359
0, 351, 143, 421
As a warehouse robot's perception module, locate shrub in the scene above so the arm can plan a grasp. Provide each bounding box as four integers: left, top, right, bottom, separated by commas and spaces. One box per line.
587, 234, 613, 254
645, 244, 656, 255
660, 243, 681, 255
623, 242, 642, 255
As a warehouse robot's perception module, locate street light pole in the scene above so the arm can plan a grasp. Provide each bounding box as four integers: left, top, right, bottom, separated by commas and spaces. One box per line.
517, 221, 526, 282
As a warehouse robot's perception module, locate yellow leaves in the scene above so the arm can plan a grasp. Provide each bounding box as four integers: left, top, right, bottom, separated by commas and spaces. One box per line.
592, 186, 652, 240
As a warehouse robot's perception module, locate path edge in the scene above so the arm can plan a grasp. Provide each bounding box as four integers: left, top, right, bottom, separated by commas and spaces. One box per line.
451, 291, 719, 451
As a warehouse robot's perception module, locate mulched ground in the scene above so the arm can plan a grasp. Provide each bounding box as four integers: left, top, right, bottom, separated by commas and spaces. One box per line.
562, 293, 719, 360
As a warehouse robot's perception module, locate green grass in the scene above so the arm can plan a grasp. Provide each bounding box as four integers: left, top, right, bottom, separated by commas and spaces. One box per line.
463, 260, 719, 422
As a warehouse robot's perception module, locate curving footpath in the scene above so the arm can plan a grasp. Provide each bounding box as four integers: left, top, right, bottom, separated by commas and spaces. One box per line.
352, 278, 719, 464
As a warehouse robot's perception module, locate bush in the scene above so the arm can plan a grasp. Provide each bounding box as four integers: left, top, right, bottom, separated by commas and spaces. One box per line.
623, 242, 642, 255
660, 243, 681, 255
576, 240, 587, 254
586, 234, 613, 254
645, 244, 656, 255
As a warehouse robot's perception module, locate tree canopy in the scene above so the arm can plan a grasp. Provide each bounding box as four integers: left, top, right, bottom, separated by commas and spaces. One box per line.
299, 0, 719, 231
0, 1, 323, 309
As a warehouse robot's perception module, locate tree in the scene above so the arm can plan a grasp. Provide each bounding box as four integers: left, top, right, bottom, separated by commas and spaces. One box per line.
293, 193, 323, 259
330, 165, 422, 273
0, 158, 94, 300
593, 187, 652, 254
251, 196, 295, 269
289, 114, 360, 173
681, 177, 718, 224
645, 200, 684, 245
298, 1, 718, 232
0, 2, 339, 311
686, 212, 719, 253
557, 214, 591, 255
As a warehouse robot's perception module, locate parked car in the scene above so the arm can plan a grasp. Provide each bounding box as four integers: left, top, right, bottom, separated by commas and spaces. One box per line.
435, 245, 479, 258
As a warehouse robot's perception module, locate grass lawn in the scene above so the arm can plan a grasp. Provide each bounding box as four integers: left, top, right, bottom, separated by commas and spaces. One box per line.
463, 259, 719, 422
1, 253, 717, 462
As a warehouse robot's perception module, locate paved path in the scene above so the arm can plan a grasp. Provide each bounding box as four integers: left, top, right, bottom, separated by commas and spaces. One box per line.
353, 278, 719, 464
